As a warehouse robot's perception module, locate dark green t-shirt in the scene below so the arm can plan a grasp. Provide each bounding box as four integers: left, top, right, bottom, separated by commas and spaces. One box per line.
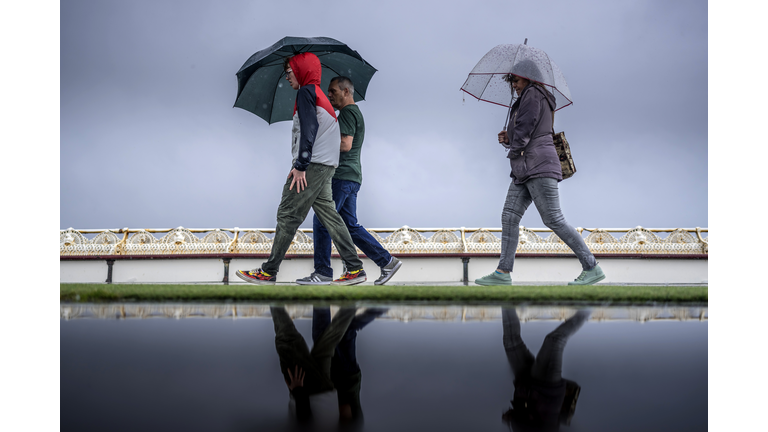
334, 104, 364, 184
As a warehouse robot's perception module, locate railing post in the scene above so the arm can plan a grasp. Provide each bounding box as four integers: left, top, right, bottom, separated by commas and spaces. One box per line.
105, 259, 115, 284
223, 258, 231, 285
462, 257, 470, 285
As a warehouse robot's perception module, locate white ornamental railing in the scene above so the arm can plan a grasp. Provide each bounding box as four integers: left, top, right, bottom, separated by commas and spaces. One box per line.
60, 226, 708, 257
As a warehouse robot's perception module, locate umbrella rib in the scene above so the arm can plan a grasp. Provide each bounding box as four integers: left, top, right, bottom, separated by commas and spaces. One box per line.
268, 67, 289, 124
509, 47, 522, 77
471, 73, 514, 108
239, 40, 376, 122
476, 76, 494, 104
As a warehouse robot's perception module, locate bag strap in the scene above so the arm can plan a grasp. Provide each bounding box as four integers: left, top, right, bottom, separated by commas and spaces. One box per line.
551, 110, 555, 135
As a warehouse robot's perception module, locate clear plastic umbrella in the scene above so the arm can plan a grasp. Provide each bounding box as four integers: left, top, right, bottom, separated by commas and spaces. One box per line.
460, 43, 572, 111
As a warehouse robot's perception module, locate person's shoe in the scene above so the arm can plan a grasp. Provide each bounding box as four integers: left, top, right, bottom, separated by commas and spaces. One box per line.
296, 272, 333, 285
374, 257, 403, 285
236, 268, 276, 285
568, 264, 606, 285
331, 269, 367, 286
475, 271, 512, 286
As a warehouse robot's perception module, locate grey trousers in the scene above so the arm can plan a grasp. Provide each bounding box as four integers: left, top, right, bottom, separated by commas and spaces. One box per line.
499, 177, 596, 272
262, 163, 363, 275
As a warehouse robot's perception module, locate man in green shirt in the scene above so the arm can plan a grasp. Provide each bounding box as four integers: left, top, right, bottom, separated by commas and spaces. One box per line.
297, 76, 403, 285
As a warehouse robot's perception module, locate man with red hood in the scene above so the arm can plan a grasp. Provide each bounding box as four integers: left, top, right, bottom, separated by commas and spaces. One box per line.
236, 52, 367, 285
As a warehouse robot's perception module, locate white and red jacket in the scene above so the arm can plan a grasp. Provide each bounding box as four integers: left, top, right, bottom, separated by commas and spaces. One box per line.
289, 53, 340, 171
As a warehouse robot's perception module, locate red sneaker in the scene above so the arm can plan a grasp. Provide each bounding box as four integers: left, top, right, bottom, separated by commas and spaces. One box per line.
331, 269, 367, 286
236, 268, 276, 285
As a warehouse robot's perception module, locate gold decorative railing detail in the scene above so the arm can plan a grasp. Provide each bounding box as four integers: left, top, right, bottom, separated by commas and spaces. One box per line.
60, 226, 708, 257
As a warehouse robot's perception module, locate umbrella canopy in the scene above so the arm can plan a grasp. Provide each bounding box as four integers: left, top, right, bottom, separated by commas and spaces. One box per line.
460, 44, 572, 111
234, 36, 377, 124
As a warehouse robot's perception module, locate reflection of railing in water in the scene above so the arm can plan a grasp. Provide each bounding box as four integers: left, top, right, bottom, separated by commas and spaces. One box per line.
59, 226, 709, 256
60, 304, 708, 322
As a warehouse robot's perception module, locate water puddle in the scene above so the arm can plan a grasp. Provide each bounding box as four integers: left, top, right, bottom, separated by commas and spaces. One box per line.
61, 303, 707, 431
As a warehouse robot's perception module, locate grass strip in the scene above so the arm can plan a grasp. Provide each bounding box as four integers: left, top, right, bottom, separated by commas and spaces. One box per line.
61, 284, 707, 303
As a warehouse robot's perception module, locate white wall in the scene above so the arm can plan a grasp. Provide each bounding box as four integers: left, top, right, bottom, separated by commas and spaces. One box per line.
61, 256, 707, 285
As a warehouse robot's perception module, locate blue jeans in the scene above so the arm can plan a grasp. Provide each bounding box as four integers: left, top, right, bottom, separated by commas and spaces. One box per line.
312, 307, 386, 375
313, 179, 392, 277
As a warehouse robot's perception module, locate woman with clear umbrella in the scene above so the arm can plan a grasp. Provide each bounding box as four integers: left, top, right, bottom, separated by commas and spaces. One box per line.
472, 58, 605, 286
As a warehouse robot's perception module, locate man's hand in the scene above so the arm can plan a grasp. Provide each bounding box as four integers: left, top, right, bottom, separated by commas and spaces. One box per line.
288, 168, 307, 193
285, 365, 305, 390
498, 131, 509, 144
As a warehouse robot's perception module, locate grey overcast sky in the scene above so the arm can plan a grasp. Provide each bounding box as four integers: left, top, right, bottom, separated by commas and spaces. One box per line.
58, 0, 708, 231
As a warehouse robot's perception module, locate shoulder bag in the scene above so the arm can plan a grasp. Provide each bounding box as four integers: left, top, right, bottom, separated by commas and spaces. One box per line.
550, 109, 576, 180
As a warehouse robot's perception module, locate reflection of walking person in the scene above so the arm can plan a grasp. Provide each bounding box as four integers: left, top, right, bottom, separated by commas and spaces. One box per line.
270, 306, 357, 421
475, 70, 605, 286
501, 307, 590, 430
314, 306, 388, 428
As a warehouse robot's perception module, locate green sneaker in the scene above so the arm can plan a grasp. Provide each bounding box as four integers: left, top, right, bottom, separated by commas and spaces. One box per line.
475, 271, 512, 286
568, 264, 606, 285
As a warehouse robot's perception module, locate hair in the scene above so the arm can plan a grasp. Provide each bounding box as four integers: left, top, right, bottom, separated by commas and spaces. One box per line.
330, 76, 355, 95
283, 56, 293, 71
502, 74, 547, 95
503, 74, 528, 93
502, 74, 525, 84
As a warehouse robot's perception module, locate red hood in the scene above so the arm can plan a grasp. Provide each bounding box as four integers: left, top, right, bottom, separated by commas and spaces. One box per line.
289, 52, 322, 87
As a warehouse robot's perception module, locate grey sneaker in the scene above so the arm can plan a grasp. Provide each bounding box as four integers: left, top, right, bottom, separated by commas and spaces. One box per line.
296, 272, 333, 285
475, 271, 512, 286
568, 264, 606, 285
374, 257, 403, 285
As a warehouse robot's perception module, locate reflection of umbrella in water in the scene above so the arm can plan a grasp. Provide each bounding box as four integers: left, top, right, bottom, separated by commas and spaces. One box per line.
460, 42, 573, 112
234, 36, 377, 124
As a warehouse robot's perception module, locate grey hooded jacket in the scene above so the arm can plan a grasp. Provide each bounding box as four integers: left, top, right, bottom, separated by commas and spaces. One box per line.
506, 84, 563, 184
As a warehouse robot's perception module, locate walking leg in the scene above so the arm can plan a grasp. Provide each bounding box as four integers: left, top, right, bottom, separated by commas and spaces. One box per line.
312, 306, 332, 344
499, 182, 532, 272
502, 307, 535, 377
337, 181, 392, 268
527, 178, 597, 271
261, 165, 327, 275
313, 180, 363, 272
531, 309, 591, 383
311, 307, 357, 378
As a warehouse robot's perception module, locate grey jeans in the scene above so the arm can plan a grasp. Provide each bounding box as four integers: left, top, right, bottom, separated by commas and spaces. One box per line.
262, 163, 363, 275
499, 177, 596, 272
502, 307, 590, 383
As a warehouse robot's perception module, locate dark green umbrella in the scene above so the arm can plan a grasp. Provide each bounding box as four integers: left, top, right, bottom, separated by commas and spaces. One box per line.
234, 36, 377, 124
